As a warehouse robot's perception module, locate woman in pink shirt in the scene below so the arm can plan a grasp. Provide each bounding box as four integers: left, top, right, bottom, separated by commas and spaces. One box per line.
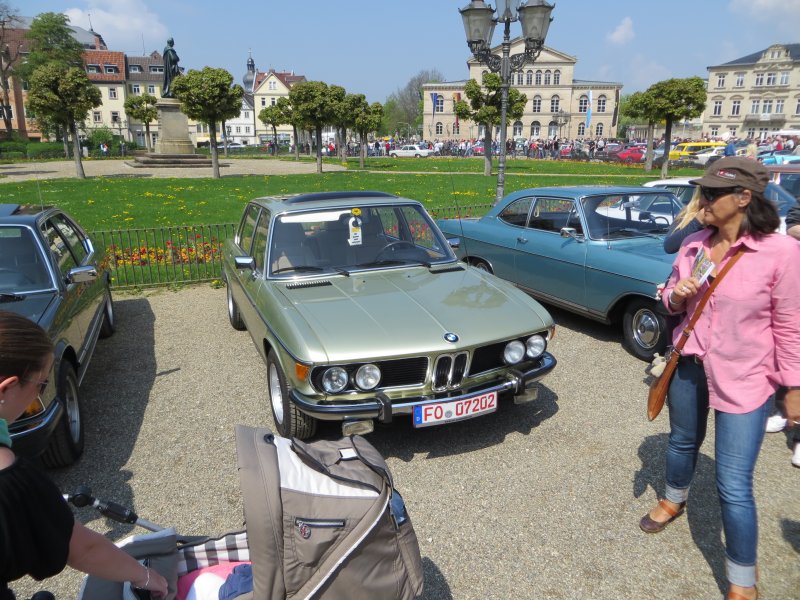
639, 157, 800, 600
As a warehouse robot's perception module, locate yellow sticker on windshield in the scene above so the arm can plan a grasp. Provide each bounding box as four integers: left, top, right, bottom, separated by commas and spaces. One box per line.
351, 208, 362, 216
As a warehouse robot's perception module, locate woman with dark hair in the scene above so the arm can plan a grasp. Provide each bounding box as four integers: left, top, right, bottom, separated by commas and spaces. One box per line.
0, 311, 167, 599
639, 157, 800, 600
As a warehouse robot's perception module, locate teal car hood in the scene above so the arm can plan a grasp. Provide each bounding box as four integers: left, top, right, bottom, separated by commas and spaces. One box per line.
273, 266, 551, 363
608, 238, 676, 265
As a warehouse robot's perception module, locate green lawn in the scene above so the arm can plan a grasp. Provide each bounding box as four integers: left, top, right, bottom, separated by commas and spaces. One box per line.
1, 166, 701, 231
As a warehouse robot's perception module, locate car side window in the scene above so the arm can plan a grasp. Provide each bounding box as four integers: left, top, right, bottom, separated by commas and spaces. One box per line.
527, 198, 575, 232
251, 210, 271, 273
498, 197, 532, 227
50, 214, 88, 264
237, 204, 260, 254
42, 219, 79, 277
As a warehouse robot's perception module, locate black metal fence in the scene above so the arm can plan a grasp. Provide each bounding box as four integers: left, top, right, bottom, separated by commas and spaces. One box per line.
92, 204, 492, 290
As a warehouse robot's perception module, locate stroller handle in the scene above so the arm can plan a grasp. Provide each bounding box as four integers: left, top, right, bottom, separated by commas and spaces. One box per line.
64, 485, 164, 532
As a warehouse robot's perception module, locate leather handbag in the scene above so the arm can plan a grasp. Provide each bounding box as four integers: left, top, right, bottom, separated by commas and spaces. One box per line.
647, 248, 745, 421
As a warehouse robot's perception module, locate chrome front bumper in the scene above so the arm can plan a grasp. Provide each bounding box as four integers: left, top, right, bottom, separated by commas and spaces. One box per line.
289, 352, 557, 423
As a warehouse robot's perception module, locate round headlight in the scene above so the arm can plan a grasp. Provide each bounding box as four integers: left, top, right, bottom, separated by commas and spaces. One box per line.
503, 340, 526, 364
526, 335, 546, 358
321, 367, 349, 393
355, 364, 381, 390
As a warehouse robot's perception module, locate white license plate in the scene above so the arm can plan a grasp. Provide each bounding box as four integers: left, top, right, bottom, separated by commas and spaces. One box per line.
413, 391, 497, 427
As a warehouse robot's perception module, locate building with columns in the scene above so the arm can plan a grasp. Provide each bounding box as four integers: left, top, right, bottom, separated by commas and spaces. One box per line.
422, 38, 622, 142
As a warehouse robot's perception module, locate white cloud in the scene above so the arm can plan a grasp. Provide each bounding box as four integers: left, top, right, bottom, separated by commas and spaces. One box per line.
728, 0, 800, 36
64, 0, 168, 55
606, 17, 634, 45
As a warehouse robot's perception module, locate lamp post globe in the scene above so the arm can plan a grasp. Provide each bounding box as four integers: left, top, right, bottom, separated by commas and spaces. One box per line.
459, 0, 554, 204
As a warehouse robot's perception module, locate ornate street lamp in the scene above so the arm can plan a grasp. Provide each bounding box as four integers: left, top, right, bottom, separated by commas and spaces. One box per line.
555, 109, 570, 137
460, 0, 554, 203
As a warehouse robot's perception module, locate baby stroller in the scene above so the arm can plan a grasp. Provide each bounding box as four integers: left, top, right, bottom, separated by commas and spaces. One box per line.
73, 425, 424, 600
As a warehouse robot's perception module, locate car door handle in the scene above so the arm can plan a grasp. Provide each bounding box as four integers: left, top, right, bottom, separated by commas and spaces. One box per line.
517, 237, 528, 244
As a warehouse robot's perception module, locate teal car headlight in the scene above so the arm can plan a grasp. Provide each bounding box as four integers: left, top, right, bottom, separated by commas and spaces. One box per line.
503, 340, 526, 364
321, 367, 349, 393
355, 364, 381, 390
526, 334, 547, 359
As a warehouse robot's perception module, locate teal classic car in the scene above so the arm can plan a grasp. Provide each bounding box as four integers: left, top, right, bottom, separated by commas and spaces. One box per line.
438, 187, 679, 361
222, 191, 556, 439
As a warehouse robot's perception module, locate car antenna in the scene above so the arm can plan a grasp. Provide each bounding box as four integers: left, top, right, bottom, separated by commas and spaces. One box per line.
447, 165, 471, 263
36, 174, 44, 211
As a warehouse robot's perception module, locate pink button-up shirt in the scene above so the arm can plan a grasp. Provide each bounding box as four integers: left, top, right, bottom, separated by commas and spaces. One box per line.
663, 229, 800, 413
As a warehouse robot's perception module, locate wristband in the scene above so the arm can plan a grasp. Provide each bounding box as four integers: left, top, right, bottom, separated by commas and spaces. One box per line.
668, 290, 685, 306
135, 566, 150, 590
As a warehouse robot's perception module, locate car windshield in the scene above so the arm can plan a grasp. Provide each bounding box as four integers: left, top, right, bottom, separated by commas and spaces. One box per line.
581, 192, 680, 239
0, 226, 53, 293
765, 182, 795, 217
268, 203, 456, 277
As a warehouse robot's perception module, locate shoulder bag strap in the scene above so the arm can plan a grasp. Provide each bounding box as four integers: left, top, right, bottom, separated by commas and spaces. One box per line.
674, 246, 746, 353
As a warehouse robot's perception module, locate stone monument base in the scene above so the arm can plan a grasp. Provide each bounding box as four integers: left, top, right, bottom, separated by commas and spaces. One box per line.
154, 98, 194, 155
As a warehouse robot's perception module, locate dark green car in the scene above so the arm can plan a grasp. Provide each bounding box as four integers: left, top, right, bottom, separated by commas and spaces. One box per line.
222, 191, 556, 439
0, 204, 114, 467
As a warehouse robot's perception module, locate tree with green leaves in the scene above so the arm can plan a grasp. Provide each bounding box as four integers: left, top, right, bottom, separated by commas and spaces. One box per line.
258, 101, 288, 155
641, 77, 707, 177
454, 74, 527, 176
274, 97, 305, 161
353, 99, 383, 169
27, 63, 100, 178
124, 92, 158, 151
332, 90, 368, 162
171, 67, 244, 178
0, 2, 23, 136
16, 12, 84, 83
288, 80, 339, 174
621, 91, 661, 171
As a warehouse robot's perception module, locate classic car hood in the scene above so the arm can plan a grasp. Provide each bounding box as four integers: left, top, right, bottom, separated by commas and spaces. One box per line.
273, 266, 551, 362
0, 292, 56, 324
607, 238, 675, 264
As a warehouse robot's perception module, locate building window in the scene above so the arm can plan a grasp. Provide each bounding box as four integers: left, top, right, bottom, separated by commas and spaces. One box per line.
196, 124, 202, 133
226, 126, 232, 135
148, 85, 155, 94
245, 126, 250, 133
271, 97, 276, 106
93, 111, 101, 123
131, 84, 140, 95
244, 111, 249, 119
104, 65, 117, 74
776, 99, 784, 113
780, 71, 789, 85
150, 65, 164, 73
553, 70, 560, 85
762, 99, 773, 114
268, 80, 277, 90
758, 127, 768, 140
735, 72, 744, 87
130, 65, 142, 73
530, 121, 540, 137
435, 96, 444, 112
716, 74, 726, 88
796, 99, 800, 114
109, 87, 117, 99
87, 64, 100, 73
595, 123, 603, 136
535, 70, 542, 85
453, 122, 460, 135
577, 122, 585, 136
110, 111, 120, 123
597, 95, 606, 113
710, 126, 719, 137
550, 95, 559, 113
729, 127, 737, 137
578, 95, 589, 113
526, 70, 533, 85
746, 127, 755, 138
544, 70, 551, 85
516, 72, 523, 85
235, 126, 241, 133
151, 132, 158, 145
261, 97, 266, 106
751, 100, 760, 114
513, 121, 523, 136
766, 72, 776, 86
731, 100, 741, 116
754, 73, 764, 86
713, 100, 722, 116
532, 95, 541, 113
435, 121, 443, 135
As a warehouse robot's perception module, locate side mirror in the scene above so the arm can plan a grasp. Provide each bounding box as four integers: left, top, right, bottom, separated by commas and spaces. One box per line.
67, 265, 98, 284
234, 256, 255, 270
638, 210, 653, 222
559, 227, 582, 241
446, 237, 461, 249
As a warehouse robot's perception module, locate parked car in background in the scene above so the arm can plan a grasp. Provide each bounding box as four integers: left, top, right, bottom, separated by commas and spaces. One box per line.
688, 146, 725, 167
0, 204, 115, 467
668, 141, 725, 161
767, 164, 800, 200
643, 177, 795, 233
437, 187, 679, 360
615, 146, 647, 163
222, 191, 557, 439
390, 144, 433, 158
757, 149, 800, 165
594, 142, 623, 161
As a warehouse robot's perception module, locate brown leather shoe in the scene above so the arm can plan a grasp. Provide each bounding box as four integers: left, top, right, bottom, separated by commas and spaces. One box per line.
639, 499, 686, 533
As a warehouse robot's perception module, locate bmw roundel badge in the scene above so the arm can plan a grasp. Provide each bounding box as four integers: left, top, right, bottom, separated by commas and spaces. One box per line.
444, 332, 459, 343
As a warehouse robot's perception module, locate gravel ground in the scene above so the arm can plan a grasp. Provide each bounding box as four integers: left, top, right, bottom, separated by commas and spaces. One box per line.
12, 285, 799, 600
0, 157, 345, 183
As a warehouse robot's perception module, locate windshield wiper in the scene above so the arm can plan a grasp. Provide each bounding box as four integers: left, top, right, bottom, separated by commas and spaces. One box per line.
0, 293, 25, 303
272, 265, 325, 274
356, 258, 432, 269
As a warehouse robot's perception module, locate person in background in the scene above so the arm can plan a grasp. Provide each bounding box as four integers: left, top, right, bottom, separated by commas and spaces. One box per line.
0, 311, 168, 599
724, 137, 736, 157
639, 157, 800, 600
745, 138, 758, 160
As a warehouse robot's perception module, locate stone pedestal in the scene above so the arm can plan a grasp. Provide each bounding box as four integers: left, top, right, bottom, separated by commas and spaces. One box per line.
154, 98, 194, 155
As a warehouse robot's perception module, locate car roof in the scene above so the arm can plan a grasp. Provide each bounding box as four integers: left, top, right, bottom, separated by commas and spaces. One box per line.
0, 204, 53, 224
643, 178, 695, 187
767, 164, 800, 173
247, 191, 420, 213
507, 185, 679, 198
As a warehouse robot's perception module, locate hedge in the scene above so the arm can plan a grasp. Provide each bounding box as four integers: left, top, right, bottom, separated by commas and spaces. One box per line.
27, 142, 66, 160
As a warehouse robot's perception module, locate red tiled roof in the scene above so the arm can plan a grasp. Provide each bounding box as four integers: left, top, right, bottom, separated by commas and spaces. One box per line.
254, 69, 306, 93
83, 49, 126, 82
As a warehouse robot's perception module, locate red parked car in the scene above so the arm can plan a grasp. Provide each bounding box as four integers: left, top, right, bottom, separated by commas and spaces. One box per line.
615, 147, 646, 163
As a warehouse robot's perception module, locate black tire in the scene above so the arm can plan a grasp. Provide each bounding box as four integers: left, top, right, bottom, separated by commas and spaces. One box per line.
99, 289, 115, 338
226, 283, 246, 331
471, 259, 493, 273
622, 298, 668, 361
390, 153, 397, 158
41, 364, 84, 468
267, 350, 317, 439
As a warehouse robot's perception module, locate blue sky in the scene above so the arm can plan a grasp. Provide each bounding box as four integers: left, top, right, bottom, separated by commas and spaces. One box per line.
20, 0, 800, 103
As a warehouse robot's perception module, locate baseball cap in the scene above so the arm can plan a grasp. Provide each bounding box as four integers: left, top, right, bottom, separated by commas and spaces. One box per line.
689, 156, 769, 193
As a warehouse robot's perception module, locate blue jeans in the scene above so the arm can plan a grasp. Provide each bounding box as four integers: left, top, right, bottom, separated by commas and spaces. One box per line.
664, 357, 770, 588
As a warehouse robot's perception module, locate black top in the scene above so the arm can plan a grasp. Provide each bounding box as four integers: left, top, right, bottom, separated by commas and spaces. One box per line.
663, 218, 705, 254
0, 457, 74, 598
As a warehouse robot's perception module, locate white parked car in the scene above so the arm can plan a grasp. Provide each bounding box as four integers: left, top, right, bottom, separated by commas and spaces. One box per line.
390, 144, 433, 158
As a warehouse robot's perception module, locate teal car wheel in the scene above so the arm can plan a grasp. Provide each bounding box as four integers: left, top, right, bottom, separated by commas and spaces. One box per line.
267, 350, 317, 439
623, 298, 667, 361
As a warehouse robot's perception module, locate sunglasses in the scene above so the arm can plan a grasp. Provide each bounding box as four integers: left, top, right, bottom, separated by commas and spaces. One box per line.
700, 186, 742, 203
